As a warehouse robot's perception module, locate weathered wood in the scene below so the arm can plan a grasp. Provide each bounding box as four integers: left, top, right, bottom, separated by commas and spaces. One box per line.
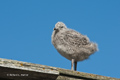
0, 58, 119, 80
0, 58, 59, 80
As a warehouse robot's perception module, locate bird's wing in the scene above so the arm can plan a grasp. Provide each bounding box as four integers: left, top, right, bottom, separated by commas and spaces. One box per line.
63, 30, 89, 47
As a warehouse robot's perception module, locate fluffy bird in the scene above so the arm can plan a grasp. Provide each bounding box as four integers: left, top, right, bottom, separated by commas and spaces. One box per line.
51, 22, 98, 71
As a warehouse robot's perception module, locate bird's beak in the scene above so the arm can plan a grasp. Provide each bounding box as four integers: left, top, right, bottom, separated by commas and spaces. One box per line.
54, 28, 57, 30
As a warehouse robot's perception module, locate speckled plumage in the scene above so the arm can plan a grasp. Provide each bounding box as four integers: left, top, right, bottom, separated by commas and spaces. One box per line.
52, 22, 98, 70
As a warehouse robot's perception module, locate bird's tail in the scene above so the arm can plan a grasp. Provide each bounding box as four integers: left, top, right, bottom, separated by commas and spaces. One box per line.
88, 42, 98, 55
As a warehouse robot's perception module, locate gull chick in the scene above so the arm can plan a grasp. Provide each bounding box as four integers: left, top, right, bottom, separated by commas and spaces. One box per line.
51, 22, 98, 71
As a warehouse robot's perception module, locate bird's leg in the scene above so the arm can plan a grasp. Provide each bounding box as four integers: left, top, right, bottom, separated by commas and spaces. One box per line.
74, 61, 77, 71
71, 59, 74, 70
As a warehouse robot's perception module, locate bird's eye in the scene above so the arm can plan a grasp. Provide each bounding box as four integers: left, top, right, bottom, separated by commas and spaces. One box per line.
60, 26, 64, 28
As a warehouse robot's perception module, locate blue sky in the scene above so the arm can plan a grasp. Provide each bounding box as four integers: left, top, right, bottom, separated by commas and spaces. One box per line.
0, 0, 120, 78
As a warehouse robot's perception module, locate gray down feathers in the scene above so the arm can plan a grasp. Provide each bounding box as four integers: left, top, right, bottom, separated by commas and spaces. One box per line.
52, 22, 98, 62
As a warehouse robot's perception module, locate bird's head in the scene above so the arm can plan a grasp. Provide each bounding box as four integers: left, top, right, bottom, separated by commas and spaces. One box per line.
54, 22, 67, 31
